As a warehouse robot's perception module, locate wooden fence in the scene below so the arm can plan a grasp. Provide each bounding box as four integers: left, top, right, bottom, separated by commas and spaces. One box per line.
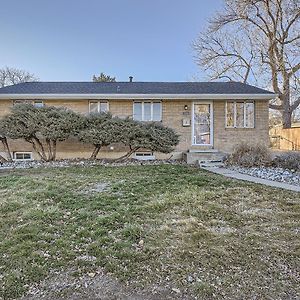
270, 126, 300, 151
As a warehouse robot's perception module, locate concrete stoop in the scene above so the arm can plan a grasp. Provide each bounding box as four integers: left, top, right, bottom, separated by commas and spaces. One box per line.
198, 160, 225, 168
183, 150, 225, 165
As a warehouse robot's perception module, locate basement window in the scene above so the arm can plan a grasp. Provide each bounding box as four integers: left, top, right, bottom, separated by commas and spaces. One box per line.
33, 100, 44, 108
13, 152, 32, 161
134, 152, 155, 161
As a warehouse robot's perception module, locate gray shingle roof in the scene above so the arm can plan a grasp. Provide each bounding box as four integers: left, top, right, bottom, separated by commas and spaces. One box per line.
0, 81, 274, 95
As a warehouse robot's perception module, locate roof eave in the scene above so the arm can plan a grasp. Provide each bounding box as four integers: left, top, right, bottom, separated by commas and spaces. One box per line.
0, 93, 276, 100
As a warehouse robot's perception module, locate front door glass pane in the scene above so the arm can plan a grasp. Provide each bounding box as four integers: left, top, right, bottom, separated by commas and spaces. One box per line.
193, 104, 211, 145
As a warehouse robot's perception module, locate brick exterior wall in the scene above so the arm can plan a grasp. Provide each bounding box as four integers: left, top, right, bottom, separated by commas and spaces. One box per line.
0, 99, 269, 160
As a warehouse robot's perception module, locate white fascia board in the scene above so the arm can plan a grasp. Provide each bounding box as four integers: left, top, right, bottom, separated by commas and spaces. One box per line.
0, 93, 276, 100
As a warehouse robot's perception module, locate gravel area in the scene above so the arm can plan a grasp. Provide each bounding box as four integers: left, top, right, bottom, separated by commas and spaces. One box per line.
0, 158, 186, 171
230, 166, 300, 187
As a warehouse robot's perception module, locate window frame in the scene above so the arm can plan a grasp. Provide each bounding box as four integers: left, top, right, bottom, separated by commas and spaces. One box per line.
134, 151, 156, 160
133, 101, 162, 122
13, 152, 33, 161
13, 100, 44, 107
33, 100, 44, 108
13, 100, 32, 105
89, 100, 109, 114
225, 100, 255, 129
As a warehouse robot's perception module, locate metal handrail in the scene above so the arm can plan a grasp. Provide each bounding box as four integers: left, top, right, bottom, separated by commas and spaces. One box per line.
270, 135, 300, 151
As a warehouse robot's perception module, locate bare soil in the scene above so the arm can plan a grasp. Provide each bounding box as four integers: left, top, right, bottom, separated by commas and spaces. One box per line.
21, 268, 189, 300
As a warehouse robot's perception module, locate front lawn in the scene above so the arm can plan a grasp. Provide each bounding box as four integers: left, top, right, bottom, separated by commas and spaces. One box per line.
0, 164, 299, 299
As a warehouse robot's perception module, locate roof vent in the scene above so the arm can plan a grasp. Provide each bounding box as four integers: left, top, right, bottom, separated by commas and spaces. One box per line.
129, 76, 133, 82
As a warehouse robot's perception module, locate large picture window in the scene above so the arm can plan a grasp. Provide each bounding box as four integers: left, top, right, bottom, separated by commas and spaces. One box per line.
133, 101, 162, 121
226, 101, 255, 128
89, 101, 108, 114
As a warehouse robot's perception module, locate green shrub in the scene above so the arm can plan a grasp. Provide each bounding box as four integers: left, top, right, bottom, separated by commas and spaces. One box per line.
1, 104, 84, 161
225, 143, 271, 167
115, 119, 180, 161
77, 113, 121, 159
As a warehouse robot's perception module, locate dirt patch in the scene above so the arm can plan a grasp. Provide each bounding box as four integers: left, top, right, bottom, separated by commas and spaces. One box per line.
21, 268, 187, 300
79, 182, 110, 195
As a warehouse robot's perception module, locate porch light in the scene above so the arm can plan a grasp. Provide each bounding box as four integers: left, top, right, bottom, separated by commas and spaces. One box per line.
184, 105, 188, 110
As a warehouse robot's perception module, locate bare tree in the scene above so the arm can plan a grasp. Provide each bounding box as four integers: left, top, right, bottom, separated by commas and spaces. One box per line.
194, 0, 300, 128
0, 66, 38, 87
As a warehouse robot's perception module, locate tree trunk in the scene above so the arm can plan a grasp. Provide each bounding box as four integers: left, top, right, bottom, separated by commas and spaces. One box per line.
282, 110, 292, 129
26, 138, 47, 161
0, 137, 12, 161
51, 140, 57, 161
46, 138, 52, 161
115, 147, 139, 162
90, 145, 101, 159
281, 83, 292, 129
33, 137, 47, 161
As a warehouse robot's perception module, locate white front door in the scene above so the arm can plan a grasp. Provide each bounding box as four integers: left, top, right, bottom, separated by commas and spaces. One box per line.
192, 103, 213, 146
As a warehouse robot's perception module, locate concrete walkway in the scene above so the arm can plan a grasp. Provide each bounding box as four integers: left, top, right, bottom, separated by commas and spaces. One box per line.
201, 166, 300, 192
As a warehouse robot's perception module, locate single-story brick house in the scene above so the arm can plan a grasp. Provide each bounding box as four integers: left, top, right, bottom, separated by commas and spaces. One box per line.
0, 80, 275, 163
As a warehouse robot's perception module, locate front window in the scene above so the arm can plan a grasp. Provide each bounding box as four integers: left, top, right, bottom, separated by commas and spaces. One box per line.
226, 101, 255, 128
13, 100, 44, 107
13, 100, 31, 105
89, 101, 109, 113
133, 101, 162, 121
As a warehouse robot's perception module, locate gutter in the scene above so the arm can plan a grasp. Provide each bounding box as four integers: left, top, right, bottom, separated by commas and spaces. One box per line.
0, 93, 276, 100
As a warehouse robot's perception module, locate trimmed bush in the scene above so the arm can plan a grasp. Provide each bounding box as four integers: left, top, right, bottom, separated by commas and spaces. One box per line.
115, 119, 180, 161
77, 113, 123, 159
272, 152, 300, 171
225, 143, 271, 167
1, 104, 84, 161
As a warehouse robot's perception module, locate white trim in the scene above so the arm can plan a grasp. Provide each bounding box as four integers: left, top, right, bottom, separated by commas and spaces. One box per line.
0, 93, 276, 100
134, 152, 156, 161
133, 101, 162, 121
225, 100, 255, 129
88, 100, 109, 113
192, 102, 214, 147
13, 152, 33, 161
33, 100, 44, 107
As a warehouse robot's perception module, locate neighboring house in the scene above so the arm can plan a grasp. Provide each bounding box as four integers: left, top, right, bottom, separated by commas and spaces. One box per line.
0, 80, 275, 163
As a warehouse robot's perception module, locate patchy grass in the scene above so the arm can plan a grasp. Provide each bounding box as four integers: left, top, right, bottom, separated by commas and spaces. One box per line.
0, 165, 299, 299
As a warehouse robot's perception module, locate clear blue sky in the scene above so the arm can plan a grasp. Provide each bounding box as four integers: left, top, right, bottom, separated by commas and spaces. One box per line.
0, 0, 223, 82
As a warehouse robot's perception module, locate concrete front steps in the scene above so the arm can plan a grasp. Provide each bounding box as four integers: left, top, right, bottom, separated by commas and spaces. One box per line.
198, 160, 225, 168
183, 149, 226, 164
